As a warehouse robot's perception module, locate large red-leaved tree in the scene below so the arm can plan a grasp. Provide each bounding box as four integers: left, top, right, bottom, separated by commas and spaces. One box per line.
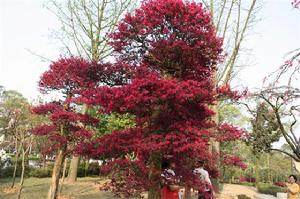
75, 0, 246, 198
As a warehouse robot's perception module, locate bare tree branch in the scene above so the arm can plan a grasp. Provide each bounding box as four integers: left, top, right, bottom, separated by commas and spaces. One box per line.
45, 0, 137, 61
270, 148, 300, 162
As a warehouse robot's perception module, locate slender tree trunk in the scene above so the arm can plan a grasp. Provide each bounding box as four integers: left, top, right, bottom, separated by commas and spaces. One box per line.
59, 158, 68, 195
67, 105, 88, 182
211, 102, 221, 193
222, 166, 226, 182
17, 146, 28, 199
267, 154, 271, 182
47, 148, 66, 199
255, 157, 260, 188
11, 139, 20, 188
84, 159, 90, 177
42, 158, 46, 169
11, 155, 18, 188
148, 152, 161, 199
67, 156, 79, 183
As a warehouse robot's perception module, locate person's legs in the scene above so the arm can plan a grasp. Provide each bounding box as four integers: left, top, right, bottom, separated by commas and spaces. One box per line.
198, 192, 204, 199
204, 191, 212, 199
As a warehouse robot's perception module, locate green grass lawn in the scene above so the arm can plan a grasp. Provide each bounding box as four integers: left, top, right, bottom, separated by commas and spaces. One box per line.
0, 177, 201, 199
0, 177, 115, 199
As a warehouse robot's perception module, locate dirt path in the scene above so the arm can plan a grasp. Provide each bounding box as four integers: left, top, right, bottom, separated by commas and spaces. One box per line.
217, 184, 257, 199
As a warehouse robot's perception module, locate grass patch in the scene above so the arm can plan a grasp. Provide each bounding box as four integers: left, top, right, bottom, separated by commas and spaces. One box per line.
0, 177, 114, 199
257, 183, 284, 196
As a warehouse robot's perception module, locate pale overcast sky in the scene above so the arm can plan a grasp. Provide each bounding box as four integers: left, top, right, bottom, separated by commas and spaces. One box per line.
0, 0, 299, 101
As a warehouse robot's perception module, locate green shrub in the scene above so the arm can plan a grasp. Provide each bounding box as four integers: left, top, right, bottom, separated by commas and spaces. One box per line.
29, 167, 52, 178
27, 156, 40, 161
0, 166, 19, 177
0, 159, 30, 178
237, 194, 251, 199
257, 183, 284, 196
77, 162, 100, 177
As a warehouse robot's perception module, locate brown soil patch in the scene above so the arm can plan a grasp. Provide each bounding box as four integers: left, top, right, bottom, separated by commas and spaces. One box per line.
57, 195, 74, 199
2, 186, 18, 193
216, 194, 235, 199
220, 184, 257, 199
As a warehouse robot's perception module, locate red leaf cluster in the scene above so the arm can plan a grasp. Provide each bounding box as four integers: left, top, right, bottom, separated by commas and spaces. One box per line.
221, 154, 247, 170
31, 102, 62, 115
216, 84, 244, 100
50, 111, 98, 125
38, 57, 132, 95
31, 124, 57, 136
110, 0, 223, 81
273, 181, 287, 187
216, 123, 248, 142
32, 58, 101, 155
99, 159, 148, 198
39, 57, 94, 94
239, 176, 256, 183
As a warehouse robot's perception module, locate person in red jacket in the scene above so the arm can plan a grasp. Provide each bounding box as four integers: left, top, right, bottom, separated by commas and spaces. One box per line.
161, 160, 180, 199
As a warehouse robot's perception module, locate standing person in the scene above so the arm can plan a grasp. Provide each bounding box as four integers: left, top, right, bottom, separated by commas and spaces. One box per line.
286, 175, 300, 199
193, 160, 214, 199
161, 160, 180, 199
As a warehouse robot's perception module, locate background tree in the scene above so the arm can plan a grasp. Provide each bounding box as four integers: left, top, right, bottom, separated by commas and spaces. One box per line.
197, 2, 261, 189
218, 104, 248, 182
234, 1, 300, 179
247, 102, 281, 155
46, 0, 137, 61
242, 45, 300, 161
198, 0, 260, 85
0, 90, 30, 188
250, 87, 300, 161
16, 112, 35, 199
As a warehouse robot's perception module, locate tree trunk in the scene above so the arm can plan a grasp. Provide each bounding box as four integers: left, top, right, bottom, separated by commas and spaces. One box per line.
255, 157, 260, 188
11, 155, 18, 188
59, 158, 68, 195
148, 152, 161, 199
267, 154, 271, 182
42, 158, 46, 169
211, 101, 221, 193
17, 147, 27, 199
47, 148, 66, 199
84, 159, 90, 177
66, 105, 88, 182
11, 139, 20, 188
67, 156, 79, 183
183, 184, 191, 199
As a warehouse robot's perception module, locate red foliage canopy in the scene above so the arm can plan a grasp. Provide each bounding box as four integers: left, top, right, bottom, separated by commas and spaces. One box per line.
73, 0, 245, 196
39, 57, 132, 95
39, 57, 94, 94
110, 0, 223, 81
33, 57, 104, 155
